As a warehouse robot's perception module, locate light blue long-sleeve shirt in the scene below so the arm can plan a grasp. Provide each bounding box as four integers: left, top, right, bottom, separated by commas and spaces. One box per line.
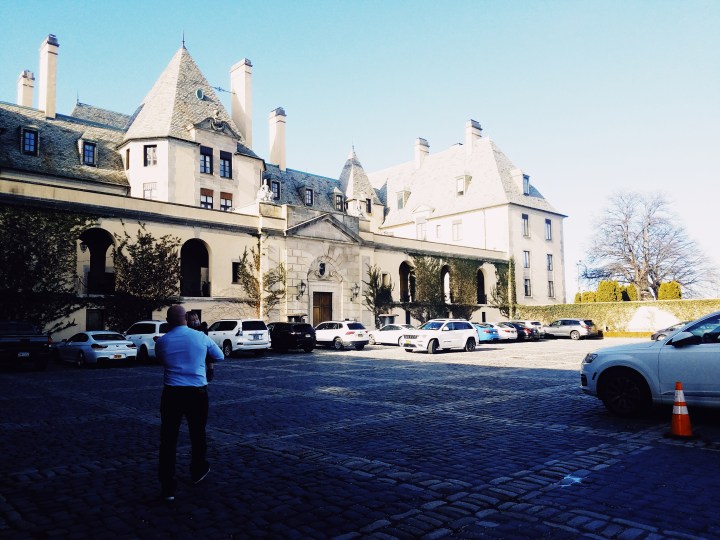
156, 325, 224, 387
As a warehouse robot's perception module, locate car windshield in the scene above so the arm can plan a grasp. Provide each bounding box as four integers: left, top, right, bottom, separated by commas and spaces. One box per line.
420, 321, 444, 330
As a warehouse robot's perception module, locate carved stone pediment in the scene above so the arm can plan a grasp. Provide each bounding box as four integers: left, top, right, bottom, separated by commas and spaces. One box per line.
286, 214, 361, 244
309, 256, 341, 281
192, 115, 241, 140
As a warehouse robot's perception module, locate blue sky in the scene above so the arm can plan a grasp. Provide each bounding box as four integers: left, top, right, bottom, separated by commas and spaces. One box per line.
2, 0, 718, 299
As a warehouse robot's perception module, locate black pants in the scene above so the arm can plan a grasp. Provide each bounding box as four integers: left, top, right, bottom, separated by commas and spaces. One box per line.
158, 385, 209, 493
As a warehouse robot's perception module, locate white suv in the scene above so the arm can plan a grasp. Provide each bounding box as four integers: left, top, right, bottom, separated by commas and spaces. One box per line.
124, 320, 170, 362
207, 319, 269, 357
402, 319, 477, 354
314, 321, 369, 350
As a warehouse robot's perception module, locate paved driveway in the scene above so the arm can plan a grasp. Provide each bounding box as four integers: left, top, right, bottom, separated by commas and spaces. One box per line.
2, 338, 719, 539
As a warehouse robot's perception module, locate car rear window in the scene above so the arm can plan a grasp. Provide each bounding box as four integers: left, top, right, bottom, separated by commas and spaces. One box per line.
583, 320, 594, 326
292, 324, 314, 333
127, 323, 154, 335
159, 323, 170, 333
347, 322, 365, 330
242, 320, 267, 331
94, 333, 125, 341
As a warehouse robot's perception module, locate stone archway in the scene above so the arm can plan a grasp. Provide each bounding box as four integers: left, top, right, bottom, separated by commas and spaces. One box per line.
180, 239, 210, 297
477, 268, 487, 304
79, 228, 115, 294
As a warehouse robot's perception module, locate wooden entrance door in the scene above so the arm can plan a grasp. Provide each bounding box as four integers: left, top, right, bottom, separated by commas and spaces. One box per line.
312, 292, 332, 324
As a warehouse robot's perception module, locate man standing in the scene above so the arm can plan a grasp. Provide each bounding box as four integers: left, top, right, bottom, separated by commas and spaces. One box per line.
156, 304, 224, 502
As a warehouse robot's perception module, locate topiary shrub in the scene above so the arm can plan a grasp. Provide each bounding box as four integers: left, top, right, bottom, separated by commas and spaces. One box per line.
596, 280, 621, 302
581, 291, 596, 303
658, 281, 682, 300
622, 285, 639, 301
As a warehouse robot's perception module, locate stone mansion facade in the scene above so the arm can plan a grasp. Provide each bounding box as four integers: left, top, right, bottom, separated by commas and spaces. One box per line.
0, 35, 567, 339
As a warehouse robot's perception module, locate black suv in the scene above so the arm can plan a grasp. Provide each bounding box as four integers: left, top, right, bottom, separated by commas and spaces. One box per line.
267, 322, 316, 353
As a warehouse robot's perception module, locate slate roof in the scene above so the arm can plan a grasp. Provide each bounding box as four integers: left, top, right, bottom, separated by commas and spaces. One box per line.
263, 164, 342, 213
0, 101, 128, 188
124, 47, 242, 144
70, 102, 132, 130
368, 136, 563, 228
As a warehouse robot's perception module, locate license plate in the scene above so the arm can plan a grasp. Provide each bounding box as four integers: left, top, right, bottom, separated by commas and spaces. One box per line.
18, 352, 30, 358
358, 333, 365, 338
252, 334, 260, 340
112, 354, 124, 359
305, 334, 311, 338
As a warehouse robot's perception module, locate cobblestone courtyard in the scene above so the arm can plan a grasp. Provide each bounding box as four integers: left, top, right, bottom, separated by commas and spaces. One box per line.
2, 338, 719, 539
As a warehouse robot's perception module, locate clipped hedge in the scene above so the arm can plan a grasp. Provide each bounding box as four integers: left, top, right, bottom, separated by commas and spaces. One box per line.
514, 298, 720, 332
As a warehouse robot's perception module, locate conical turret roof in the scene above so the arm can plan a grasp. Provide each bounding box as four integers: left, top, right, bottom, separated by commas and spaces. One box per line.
339, 148, 381, 203
124, 47, 241, 143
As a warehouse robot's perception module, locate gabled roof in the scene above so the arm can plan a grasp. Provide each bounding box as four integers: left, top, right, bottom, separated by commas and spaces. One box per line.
124, 47, 242, 143
0, 101, 128, 188
338, 149, 381, 204
368, 136, 563, 228
286, 213, 362, 244
263, 164, 343, 213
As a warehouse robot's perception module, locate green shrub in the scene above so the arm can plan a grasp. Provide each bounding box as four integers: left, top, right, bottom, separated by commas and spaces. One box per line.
622, 285, 639, 301
658, 281, 682, 300
574, 292, 582, 304
581, 291, 596, 303
596, 280, 621, 302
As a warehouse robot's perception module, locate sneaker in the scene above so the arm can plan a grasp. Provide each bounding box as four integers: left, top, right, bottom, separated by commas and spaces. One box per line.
192, 464, 211, 485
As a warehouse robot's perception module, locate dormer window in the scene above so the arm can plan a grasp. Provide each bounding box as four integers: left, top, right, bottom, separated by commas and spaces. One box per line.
271, 181, 280, 200
365, 198, 372, 214
523, 174, 530, 195
82, 141, 97, 166
335, 194, 344, 211
456, 175, 470, 196
397, 190, 409, 210
305, 188, 314, 206
21, 128, 39, 156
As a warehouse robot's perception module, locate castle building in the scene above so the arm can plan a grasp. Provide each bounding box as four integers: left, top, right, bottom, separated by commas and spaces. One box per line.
0, 35, 566, 338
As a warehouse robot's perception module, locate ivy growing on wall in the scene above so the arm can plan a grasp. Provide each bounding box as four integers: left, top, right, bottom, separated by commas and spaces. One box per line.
448, 257, 482, 320
489, 259, 516, 318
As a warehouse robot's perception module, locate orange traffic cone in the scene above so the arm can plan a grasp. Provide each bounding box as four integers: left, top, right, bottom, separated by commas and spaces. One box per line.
669, 381, 693, 438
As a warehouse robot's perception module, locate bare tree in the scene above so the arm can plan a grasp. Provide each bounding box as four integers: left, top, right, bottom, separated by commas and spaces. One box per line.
234, 246, 286, 318
587, 192, 715, 299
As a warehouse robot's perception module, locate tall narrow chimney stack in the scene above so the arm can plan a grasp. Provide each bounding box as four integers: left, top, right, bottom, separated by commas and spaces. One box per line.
38, 34, 59, 118
269, 107, 287, 171
230, 58, 253, 148
414, 138, 429, 169
17, 70, 35, 107
465, 119, 482, 154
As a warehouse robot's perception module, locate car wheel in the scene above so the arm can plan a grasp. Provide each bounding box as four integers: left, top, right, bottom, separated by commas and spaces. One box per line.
76, 351, 87, 368
138, 346, 149, 363
333, 338, 344, 351
427, 340, 438, 354
600, 369, 651, 417
570, 330, 580, 340
397, 337, 404, 347
354, 344, 365, 351
369, 335, 376, 345
302, 345, 314, 353
464, 338, 476, 352
222, 341, 233, 357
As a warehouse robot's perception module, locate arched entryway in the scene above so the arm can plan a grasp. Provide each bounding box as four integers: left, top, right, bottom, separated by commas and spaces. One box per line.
477, 269, 487, 304
441, 264, 451, 303
79, 228, 115, 294
180, 239, 210, 297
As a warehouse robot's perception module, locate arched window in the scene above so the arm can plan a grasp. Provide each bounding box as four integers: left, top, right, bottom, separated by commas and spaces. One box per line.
180, 239, 210, 297
399, 261, 413, 302
441, 265, 451, 303
78, 228, 115, 294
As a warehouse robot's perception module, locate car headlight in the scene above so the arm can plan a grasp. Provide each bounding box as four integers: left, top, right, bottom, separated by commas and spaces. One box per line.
583, 353, 598, 364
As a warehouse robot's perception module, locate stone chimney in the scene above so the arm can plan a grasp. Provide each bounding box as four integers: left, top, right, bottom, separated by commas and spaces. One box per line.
17, 70, 34, 107
414, 138, 429, 169
465, 119, 482, 154
268, 107, 287, 171
38, 34, 59, 118
230, 58, 253, 148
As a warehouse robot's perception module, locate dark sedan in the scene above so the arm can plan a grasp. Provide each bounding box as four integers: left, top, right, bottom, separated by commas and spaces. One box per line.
505, 322, 539, 341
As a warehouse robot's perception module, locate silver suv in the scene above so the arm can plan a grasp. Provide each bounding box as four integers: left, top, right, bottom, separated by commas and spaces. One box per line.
402, 319, 477, 354
544, 319, 599, 340
207, 319, 270, 357
124, 320, 170, 362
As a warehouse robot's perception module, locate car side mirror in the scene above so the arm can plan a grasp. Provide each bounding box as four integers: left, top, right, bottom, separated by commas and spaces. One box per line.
670, 331, 701, 347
